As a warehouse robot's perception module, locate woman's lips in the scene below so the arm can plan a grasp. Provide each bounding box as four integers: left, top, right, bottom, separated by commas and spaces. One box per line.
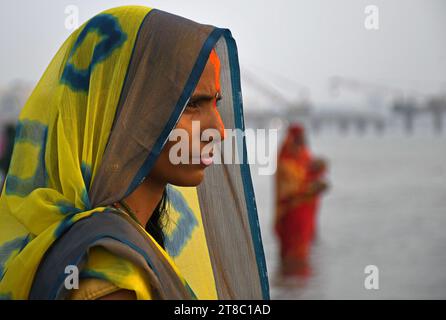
191, 155, 214, 167
200, 156, 214, 166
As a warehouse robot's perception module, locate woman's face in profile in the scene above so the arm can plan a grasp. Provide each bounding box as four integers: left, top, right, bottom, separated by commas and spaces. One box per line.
148, 52, 225, 187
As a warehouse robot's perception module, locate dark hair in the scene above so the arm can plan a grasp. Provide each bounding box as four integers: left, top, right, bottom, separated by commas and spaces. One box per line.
0, 124, 16, 173
145, 188, 168, 249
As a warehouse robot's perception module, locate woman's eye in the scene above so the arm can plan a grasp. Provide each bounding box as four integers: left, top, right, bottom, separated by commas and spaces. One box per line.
187, 101, 200, 109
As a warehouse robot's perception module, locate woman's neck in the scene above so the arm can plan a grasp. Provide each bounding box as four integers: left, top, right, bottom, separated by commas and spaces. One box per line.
121, 179, 166, 227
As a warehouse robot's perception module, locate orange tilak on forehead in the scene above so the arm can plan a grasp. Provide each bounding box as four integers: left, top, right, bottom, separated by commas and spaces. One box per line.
209, 49, 221, 92
209, 49, 225, 138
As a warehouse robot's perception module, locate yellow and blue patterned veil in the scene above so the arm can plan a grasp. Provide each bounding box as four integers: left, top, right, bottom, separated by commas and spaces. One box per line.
0, 6, 269, 299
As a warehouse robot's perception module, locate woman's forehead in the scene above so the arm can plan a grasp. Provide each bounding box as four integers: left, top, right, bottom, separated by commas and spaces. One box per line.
194, 51, 221, 96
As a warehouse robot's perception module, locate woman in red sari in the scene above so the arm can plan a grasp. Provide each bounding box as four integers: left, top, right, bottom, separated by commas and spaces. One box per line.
275, 124, 327, 277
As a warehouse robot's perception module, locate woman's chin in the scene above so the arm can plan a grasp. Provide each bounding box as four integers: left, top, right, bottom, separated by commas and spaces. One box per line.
170, 167, 205, 187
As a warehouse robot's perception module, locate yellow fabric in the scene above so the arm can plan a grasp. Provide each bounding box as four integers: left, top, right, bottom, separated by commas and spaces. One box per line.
70, 246, 153, 300
0, 6, 217, 300
69, 278, 120, 300
165, 186, 218, 299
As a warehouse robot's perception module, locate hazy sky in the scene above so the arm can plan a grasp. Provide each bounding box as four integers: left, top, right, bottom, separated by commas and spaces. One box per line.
1, 0, 445, 108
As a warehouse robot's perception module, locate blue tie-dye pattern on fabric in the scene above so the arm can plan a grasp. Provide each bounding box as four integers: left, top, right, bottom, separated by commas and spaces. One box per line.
61, 14, 128, 92
5, 120, 48, 197
164, 186, 199, 258
0, 235, 32, 281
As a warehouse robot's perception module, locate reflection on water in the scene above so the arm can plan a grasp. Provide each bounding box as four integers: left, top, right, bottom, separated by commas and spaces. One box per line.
250, 129, 446, 299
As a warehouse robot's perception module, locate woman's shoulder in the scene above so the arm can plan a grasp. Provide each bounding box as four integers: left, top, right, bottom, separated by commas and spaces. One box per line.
69, 246, 153, 300
69, 277, 121, 300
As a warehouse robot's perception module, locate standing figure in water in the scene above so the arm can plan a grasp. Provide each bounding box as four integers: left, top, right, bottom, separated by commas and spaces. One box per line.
275, 124, 328, 277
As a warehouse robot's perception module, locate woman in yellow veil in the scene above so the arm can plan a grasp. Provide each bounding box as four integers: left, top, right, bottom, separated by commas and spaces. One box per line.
0, 6, 269, 300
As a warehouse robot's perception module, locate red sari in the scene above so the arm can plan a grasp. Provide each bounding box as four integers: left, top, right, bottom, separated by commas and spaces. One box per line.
275, 125, 318, 277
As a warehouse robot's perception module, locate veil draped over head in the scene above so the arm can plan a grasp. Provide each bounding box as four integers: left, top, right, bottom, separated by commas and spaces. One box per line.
0, 6, 269, 300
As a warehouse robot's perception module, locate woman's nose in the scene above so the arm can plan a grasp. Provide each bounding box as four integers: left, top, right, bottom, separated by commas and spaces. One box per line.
207, 102, 225, 142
